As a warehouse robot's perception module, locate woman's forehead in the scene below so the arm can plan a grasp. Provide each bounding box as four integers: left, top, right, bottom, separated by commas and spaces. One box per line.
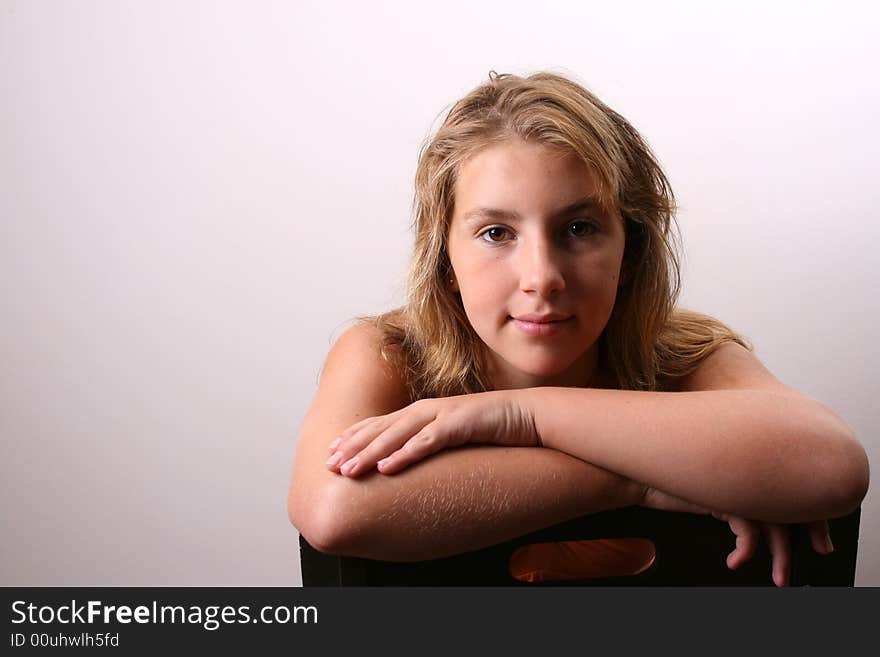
452, 139, 614, 217
459, 139, 588, 184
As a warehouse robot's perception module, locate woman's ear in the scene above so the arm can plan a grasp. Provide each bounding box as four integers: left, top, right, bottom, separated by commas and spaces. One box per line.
449, 271, 459, 292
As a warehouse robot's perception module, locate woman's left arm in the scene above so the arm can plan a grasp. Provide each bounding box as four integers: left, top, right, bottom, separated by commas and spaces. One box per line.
525, 343, 869, 523
527, 393, 865, 523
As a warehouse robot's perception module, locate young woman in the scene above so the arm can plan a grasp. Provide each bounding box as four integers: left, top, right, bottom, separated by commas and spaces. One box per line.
288, 71, 869, 586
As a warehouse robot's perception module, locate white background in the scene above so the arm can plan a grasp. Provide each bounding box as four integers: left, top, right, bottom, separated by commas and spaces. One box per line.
2, 0, 877, 585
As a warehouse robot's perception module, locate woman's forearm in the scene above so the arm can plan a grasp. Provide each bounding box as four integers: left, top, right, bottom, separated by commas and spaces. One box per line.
302, 444, 641, 561
525, 387, 869, 523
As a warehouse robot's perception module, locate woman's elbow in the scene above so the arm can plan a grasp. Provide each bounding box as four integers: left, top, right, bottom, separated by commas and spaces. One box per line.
843, 437, 870, 510
288, 480, 364, 556
825, 432, 870, 517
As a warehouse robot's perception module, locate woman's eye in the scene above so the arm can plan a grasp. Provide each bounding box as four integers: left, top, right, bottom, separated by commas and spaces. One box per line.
480, 226, 510, 243
568, 220, 597, 238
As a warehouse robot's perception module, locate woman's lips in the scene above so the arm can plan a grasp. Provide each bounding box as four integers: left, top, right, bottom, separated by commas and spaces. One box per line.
510, 316, 573, 337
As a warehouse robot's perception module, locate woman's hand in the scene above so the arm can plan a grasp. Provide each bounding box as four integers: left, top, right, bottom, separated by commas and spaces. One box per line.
642, 487, 835, 587
325, 391, 538, 478
712, 511, 793, 586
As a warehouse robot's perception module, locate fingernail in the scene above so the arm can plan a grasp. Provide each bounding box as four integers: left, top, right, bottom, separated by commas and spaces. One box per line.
377, 457, 391, 470
824, 534, 834, 553
340, 457, 359, 475
325, 453, 343, 468
328, 437, 342, 452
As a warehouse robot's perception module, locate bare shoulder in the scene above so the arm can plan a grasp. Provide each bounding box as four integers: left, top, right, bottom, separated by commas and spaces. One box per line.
318, 320, 412, 413
674, 342, 797, 394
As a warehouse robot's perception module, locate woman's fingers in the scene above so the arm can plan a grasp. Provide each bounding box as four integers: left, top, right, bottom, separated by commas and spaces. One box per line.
345, 424, 452, 477
807, 519, 834, 554
762, 524, 792, 587
326, 414, 394, 464
326, 417, 387, 472
327, 409, 438, 478
375, 427, 452, 474
719, 516, 807, 586
725, 517, 758, 570
721, 518, 798, 586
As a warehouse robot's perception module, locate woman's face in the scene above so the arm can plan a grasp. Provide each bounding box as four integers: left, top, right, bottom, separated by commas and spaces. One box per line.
447, 138, 627, 389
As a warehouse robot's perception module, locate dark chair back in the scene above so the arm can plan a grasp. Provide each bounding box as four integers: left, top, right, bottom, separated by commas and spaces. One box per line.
299, 506, 861, 586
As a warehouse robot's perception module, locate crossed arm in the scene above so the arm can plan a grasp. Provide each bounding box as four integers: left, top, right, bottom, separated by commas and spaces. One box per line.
289, 325, 643, 560
289, 324, 869, 579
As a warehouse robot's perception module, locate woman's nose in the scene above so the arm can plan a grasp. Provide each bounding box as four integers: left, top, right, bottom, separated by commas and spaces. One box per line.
518, 236, 566, 297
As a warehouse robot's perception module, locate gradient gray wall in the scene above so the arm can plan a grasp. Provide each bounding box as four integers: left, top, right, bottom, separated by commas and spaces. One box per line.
2, 0, 878, 585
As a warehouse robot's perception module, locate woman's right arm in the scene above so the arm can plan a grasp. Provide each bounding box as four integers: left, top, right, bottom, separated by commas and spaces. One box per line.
288, 322, 643, 562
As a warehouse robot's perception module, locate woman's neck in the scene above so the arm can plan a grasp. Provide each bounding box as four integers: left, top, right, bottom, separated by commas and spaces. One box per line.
487, 347, 605, 390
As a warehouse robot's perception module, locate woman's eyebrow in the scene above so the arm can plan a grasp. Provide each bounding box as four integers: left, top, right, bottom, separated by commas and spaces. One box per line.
461, 196, 600, 224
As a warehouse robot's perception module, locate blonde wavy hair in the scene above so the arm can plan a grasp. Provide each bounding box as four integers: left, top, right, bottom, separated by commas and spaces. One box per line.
361, 70, 750, 400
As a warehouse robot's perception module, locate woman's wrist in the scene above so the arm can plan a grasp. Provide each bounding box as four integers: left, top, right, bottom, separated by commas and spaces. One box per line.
518, 386, 567, 450
512, 387, 544, 447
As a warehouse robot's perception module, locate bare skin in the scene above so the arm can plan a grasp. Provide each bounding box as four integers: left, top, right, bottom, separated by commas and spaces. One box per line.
294, 323, 850, 584
289, 139, 867, 585
289, 322, 645, 562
